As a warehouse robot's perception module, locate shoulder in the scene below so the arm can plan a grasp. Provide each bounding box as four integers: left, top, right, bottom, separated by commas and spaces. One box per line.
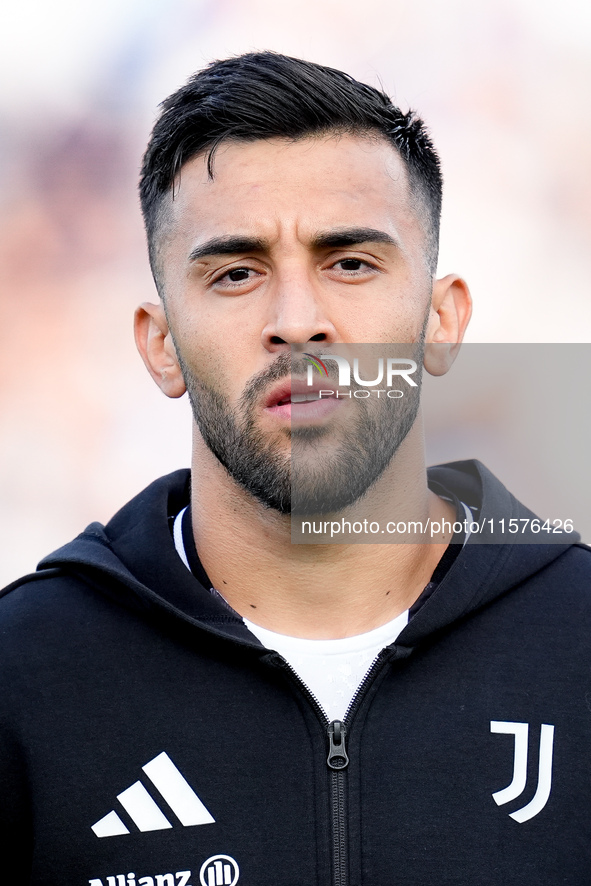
539, 543, 591, 584
502, 543, 591, 632
0, 567, 125, 674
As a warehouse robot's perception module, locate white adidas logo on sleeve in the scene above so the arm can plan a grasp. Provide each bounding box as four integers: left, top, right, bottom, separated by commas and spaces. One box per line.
91, 751, 215, 837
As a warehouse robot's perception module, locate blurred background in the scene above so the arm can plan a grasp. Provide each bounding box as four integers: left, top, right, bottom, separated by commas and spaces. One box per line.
1, 0, 590, 584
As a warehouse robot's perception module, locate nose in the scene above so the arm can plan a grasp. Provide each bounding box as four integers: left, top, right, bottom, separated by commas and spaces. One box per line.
260, 269, 338, 352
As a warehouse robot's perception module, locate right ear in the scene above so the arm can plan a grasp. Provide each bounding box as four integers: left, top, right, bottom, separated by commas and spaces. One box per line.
134, 302, 186, 399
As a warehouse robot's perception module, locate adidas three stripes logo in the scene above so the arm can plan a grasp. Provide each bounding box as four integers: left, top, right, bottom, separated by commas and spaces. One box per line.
91, 752, 215, 837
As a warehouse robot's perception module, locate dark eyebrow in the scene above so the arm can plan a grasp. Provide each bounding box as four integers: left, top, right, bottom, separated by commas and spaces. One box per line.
188, 227, 398, 262
188, 236, 267, 262
312, 227, 398, 250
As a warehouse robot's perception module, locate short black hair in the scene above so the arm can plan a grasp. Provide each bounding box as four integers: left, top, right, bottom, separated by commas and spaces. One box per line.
139, 51, 443, 287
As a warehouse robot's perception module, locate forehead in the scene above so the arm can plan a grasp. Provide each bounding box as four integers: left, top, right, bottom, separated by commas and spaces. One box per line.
160, 133, 419, 252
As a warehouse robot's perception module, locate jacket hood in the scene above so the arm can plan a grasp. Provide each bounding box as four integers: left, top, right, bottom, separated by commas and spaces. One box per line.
30, 462, 580, 652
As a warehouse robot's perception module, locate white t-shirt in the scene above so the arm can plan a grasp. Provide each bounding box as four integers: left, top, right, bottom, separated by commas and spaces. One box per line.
243, 612, 409, 722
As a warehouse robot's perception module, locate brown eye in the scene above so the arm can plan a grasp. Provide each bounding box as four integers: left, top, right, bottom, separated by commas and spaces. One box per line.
339, 259, 363, 270
228, 268, 251, 281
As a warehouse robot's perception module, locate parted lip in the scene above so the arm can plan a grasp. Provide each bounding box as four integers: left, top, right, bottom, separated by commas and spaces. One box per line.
263, 377, 336, 408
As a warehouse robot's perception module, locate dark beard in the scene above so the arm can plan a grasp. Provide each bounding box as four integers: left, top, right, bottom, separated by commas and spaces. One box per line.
178, 347, 423, 516
182, 353, 294, 514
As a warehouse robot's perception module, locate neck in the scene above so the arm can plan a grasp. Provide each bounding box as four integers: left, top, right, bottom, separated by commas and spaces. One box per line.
189, 417, 454, 639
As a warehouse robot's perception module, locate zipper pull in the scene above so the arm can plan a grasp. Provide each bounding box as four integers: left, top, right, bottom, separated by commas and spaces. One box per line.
327, 720, 349, 770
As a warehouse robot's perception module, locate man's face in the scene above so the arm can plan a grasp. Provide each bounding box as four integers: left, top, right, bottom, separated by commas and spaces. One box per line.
156, 134, 436, 514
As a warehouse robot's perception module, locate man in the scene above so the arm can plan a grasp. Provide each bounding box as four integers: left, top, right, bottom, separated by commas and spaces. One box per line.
1, 52, 590, 886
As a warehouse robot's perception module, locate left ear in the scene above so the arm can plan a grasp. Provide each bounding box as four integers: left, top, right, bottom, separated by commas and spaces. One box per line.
134, 301, 187, 398
423, 274, 472, 376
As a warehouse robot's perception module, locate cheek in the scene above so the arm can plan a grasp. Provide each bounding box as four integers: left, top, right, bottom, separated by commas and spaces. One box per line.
340, 303, 428, 344
173, 317, 262, 408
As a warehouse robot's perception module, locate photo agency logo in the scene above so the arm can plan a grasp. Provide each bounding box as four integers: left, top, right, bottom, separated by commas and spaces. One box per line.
303, 352, 418, 399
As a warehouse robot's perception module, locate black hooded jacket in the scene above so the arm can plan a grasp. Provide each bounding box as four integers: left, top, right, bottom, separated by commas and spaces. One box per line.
1, 461, 591, 886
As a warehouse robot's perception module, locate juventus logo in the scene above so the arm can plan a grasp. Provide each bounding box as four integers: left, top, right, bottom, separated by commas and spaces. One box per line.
490, 721, 555, 823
